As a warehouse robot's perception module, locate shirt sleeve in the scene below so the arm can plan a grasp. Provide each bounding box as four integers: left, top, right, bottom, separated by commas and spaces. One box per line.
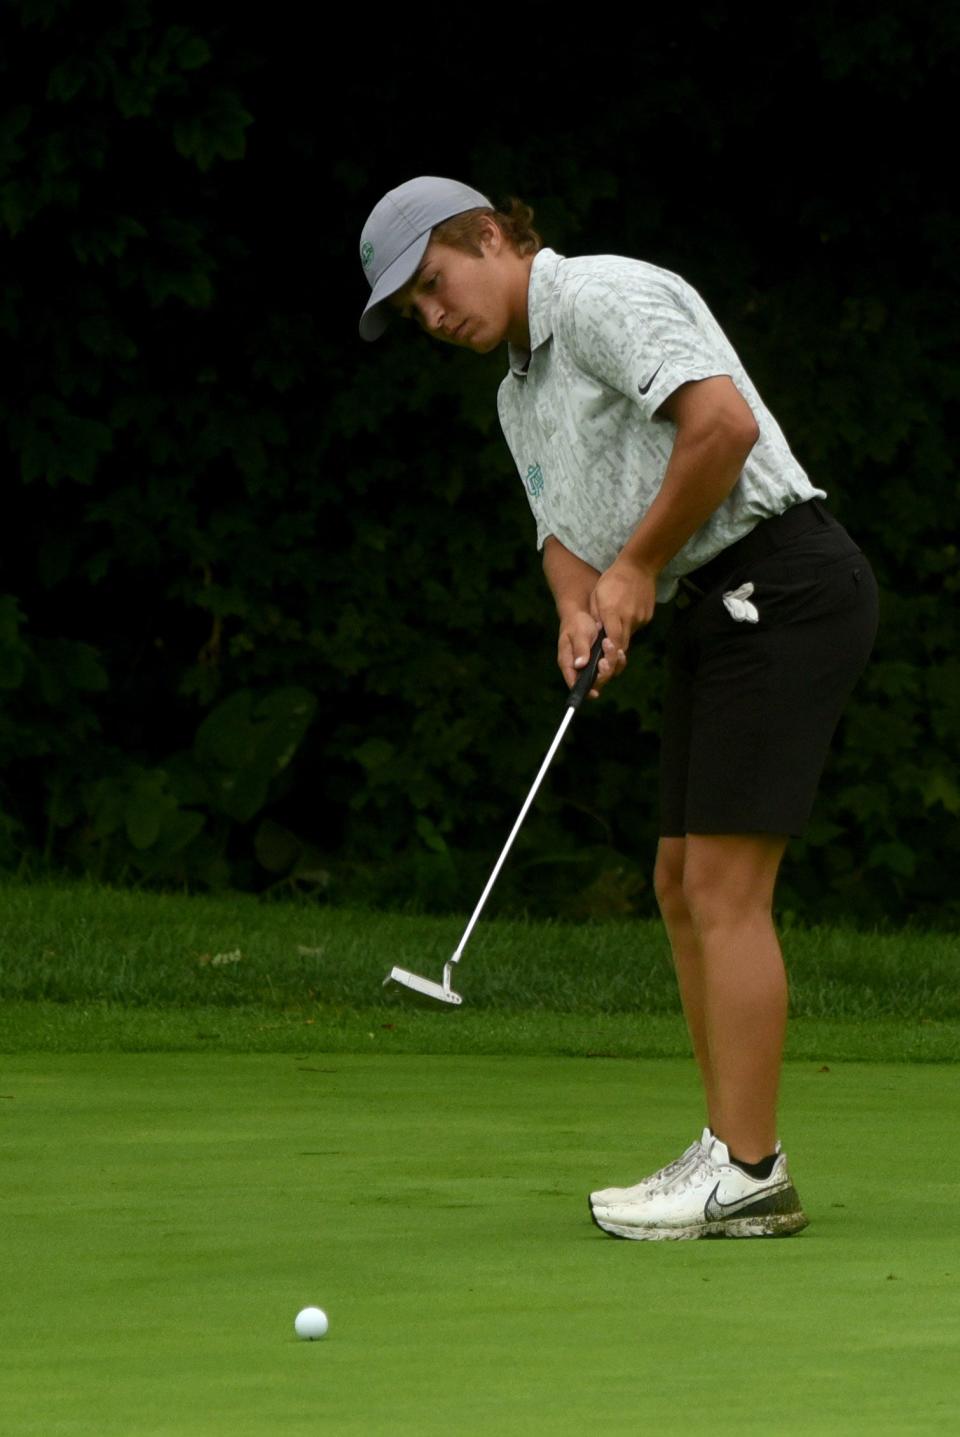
564, 274, 729, 421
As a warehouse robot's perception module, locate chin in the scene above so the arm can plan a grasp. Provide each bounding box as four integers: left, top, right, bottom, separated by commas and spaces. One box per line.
472, 331, 502, 354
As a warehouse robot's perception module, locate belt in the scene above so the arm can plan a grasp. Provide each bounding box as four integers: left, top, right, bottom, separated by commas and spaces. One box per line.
676, 498, 832, 602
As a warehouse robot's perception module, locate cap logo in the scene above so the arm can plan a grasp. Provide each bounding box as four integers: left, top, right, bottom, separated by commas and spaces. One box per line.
361, 241, 375, 270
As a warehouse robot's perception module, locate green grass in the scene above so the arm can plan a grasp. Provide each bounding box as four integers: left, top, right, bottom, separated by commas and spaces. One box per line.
2, 877, 959, 1015
2, 881, 958, 1433
1, 878, 958, 1061
3, 1052, 959, 1436
2, 1003, 959, 1063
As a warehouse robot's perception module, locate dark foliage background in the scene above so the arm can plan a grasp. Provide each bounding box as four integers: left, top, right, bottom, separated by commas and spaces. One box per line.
1, 2, 957, 925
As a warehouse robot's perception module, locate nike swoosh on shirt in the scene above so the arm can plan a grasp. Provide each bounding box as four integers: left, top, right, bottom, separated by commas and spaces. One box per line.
637, 362, 664, 395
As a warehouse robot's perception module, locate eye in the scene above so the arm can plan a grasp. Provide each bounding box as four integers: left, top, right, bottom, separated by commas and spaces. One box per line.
422, 273, 439, 291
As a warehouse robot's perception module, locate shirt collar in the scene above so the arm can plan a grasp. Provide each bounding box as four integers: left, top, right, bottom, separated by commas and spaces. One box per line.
507, 247, 563, 375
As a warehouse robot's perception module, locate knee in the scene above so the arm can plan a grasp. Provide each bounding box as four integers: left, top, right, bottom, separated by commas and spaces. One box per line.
653, 843, 687, 920
680, 842, 781, 935
681, 862, 732, 935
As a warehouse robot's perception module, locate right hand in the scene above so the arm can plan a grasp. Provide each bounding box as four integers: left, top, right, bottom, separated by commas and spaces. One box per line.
558, 612, 625, 700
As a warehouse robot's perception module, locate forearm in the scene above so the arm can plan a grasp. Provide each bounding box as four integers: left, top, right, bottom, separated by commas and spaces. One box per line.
542, 536, 601, 619
545, 538, 610, 696
620, 410, 759, 576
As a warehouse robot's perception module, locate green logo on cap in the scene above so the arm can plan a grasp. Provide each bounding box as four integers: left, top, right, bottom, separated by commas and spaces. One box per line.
361, 241, 374, 270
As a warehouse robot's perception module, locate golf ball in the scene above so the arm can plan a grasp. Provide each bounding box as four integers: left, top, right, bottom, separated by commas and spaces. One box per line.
295, 1306, 329, 1340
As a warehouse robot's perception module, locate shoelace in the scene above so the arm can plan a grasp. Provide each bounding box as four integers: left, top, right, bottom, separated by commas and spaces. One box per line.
661, 1151, 716, 1195
648, 1142, 701, 1185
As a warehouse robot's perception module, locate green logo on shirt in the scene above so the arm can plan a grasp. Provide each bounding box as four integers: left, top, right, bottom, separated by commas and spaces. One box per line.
526, 463, 544, 498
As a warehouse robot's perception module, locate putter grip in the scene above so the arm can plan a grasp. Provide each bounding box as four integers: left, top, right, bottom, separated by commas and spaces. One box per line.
567, 630, 606, 710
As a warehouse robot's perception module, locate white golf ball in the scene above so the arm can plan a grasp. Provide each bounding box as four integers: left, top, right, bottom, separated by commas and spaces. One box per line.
295, 1306, 329, 1340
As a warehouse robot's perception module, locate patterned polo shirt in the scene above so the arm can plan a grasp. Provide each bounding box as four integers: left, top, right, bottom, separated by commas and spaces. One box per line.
497, 247, 826, 602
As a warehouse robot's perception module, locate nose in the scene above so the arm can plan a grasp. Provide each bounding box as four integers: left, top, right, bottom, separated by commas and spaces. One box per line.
418, 298, 446, 334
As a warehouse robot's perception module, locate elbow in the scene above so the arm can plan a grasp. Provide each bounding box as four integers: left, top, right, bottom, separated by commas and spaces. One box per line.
713, 383, 760, 463
741, 414, 761, 461
727, 398, 760, 455
684, 399, 759, 466
722, 407, 760, 466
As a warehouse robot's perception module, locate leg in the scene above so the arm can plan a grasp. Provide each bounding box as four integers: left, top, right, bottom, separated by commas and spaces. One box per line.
681, 832, 789, 1162
653, 836, 718, 1130
589, 830, 801, 1235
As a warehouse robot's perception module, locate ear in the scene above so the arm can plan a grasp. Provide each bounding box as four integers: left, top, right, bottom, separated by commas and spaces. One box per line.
477, 216, 504, 256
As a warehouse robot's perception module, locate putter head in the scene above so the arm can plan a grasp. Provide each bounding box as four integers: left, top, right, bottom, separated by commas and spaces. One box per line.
383, 965, 463, 1006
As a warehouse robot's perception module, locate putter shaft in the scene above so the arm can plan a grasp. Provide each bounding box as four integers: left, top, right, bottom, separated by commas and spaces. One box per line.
450, 704, 576, 964
383, 631, 605, 1004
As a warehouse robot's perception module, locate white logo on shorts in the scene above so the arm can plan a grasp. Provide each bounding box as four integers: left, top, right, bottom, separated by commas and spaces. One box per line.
723, 582, 759, 623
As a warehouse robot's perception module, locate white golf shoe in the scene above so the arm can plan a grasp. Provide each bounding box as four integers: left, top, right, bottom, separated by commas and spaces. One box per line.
590, 1134, 808, 1241
589, 1127, 713, 1207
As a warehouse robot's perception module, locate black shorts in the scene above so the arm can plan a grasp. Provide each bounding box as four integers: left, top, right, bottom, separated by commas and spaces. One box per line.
659, 499, 879, 838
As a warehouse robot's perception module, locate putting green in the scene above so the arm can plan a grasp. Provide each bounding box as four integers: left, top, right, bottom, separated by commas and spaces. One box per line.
2, 1054, 958, 1435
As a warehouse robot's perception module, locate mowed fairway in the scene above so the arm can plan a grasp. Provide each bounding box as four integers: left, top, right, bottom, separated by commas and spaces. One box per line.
2, 1053, 958, 1436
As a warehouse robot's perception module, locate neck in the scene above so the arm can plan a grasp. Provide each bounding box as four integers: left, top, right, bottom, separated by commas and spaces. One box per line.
505, 250, 536, 350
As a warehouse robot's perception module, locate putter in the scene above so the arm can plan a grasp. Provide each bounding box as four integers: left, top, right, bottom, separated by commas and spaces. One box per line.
384, 631, 607, 1005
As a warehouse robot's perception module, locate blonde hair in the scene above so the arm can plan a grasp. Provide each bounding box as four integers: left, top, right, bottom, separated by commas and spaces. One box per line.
430, 197, 542, 257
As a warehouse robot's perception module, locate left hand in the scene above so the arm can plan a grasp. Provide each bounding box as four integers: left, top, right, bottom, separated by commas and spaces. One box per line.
587, 559, 658, 692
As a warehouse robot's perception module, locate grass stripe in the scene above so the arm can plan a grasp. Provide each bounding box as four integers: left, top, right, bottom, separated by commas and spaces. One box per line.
2, 1002, 958, 1062
1, 879, 958, 1022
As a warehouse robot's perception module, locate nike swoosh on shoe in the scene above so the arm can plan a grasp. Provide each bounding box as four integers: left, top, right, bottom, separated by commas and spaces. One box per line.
703, 1177, 795, 1223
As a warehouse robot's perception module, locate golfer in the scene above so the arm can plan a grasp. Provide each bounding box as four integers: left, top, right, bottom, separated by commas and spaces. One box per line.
357, 177, 879, 1240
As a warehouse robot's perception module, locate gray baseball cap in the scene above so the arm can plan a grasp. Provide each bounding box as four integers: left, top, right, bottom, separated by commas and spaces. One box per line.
358, 176, 492, 341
